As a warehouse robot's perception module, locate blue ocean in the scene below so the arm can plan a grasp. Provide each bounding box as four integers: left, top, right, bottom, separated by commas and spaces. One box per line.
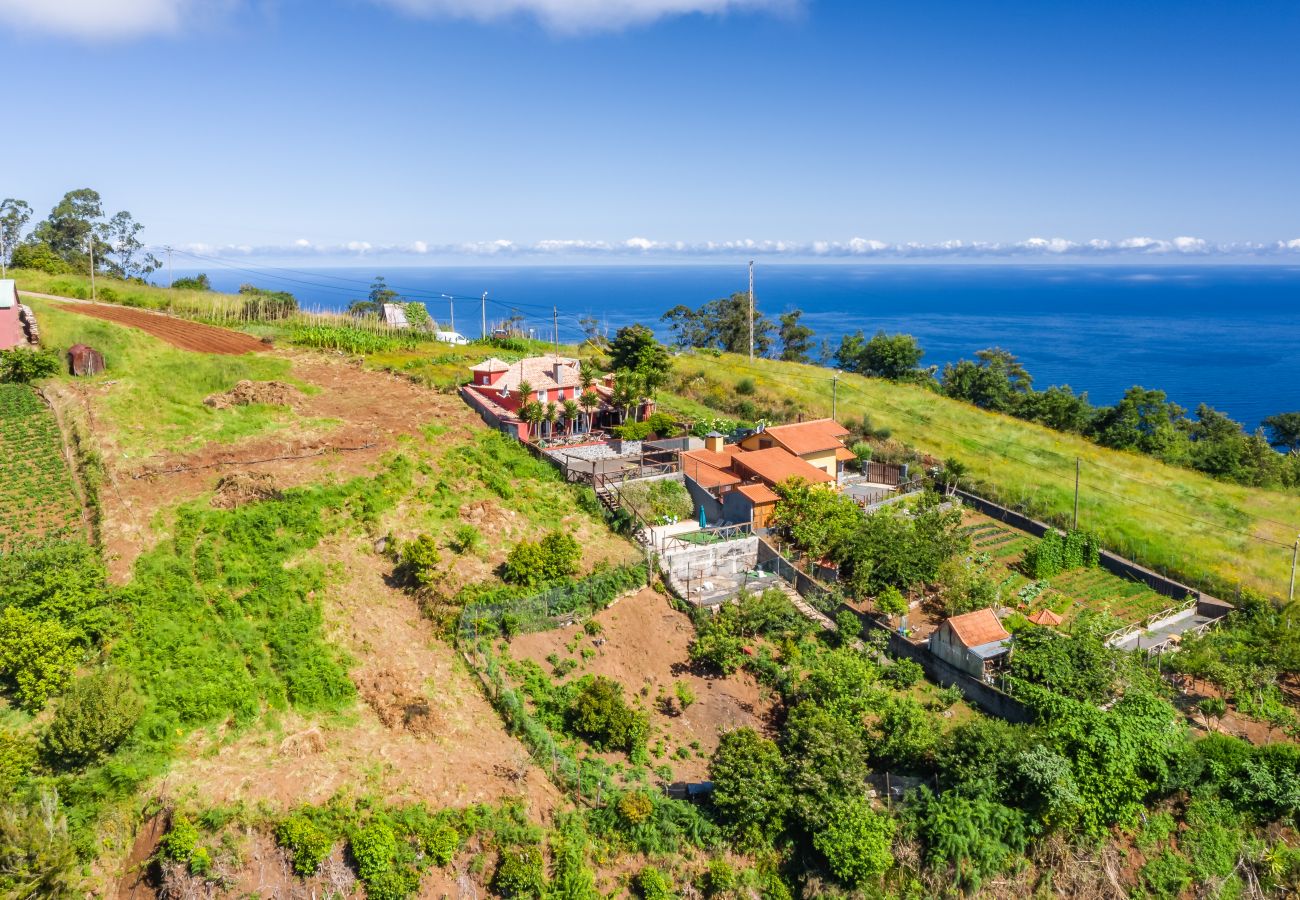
191, 264, 1300, 431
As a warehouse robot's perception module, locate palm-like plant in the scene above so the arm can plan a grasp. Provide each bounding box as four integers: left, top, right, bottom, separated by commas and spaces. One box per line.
580, 389, 600, 434
515, 379, 534, 409
562, 399, 581, 435
545, 402, 559, 439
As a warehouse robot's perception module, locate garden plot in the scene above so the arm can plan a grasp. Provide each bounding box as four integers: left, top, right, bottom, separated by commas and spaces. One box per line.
0, 384, 83, 551
960, 510, 1173, 626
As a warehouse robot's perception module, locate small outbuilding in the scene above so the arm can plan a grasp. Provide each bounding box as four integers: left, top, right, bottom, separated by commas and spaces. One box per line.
930, 607, 1012, 682
67, 344, 105, 376
1026, 608, 1064, 627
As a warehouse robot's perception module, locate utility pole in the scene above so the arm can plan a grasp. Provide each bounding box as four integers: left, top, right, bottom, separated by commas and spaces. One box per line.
552, 306, 559, 357
1, 236, 6, 279
1073, 457, 1081, 529
832, 371, 839, 420
164, 246, 173, 288
87, 235, 96, 302
747, 259, 755, 361
1291, 536, 1298, 603
445, 294, 455, 334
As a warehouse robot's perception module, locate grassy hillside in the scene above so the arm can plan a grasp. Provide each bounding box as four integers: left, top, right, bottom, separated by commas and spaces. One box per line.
661, 350, 1300, 600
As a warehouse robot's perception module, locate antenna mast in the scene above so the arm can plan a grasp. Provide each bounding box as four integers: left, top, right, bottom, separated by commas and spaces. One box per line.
748, 260, 755, 360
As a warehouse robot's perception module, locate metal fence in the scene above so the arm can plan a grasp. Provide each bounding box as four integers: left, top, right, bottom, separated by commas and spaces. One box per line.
457, 562, 649, 640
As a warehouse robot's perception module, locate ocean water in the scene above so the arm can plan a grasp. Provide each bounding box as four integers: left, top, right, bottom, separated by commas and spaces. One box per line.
191, 264, 1300, 431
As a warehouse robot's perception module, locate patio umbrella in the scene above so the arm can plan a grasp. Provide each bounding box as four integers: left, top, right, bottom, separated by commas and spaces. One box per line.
699, 507, 706, 528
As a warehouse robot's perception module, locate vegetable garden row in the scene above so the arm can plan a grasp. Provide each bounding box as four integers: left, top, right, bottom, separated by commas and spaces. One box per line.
0, 384, 83, 551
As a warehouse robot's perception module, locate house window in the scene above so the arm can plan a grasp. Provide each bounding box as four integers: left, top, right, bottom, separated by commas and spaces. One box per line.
758, 438, 773, 449
538, 390, 547, 403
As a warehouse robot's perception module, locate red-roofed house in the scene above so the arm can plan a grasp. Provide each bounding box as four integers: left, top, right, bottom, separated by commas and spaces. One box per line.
738, 418, 854, 480
681, 427, 845, 530
462, 355, 653, 442
929, 608, 1012, 681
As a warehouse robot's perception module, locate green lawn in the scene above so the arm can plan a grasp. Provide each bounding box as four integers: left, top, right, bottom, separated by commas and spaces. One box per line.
663, 350, 1300, 601
28, 297, 313, 457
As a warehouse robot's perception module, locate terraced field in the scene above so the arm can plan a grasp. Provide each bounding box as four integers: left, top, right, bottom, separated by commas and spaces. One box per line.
0, 383, 83, 550
961, 512, 1175, 626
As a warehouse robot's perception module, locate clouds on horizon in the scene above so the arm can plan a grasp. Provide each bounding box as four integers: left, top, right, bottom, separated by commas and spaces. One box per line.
0, 0, 792, 39
172, 235, 1300, 261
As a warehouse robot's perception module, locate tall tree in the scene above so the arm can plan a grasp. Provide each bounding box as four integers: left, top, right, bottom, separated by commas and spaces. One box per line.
33, 189, 103, 262
97, 210, 160, 280
835, 330, 927, 381
608, 324, 671, 396
1263, 412, 1300, 453
661, 293, 775, 356
0, 199, 32, 264
778, 309, 815, 362
942, 347, 1033, 413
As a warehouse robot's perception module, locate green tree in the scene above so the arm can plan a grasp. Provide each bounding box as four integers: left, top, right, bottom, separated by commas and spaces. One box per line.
171, 273, 211, 291
1089, 386, 1190, 462
33, 188, 103, 262
778, 309, 815, 362
1016, 384, 1094, 433
0, 198, 32, 264
0, 607, 81, 712
567, 676, 647, 753
770, 477, 862, 563
784, 701, 871, 832
835, 330, 926, 380
42, 669, 143, 768
608, 324, 672, 396
709, 728, 791, 847
97, 210, 160, 279
9, 242, 70, 274
906, 787, 1028, 893
404, 301, 430, 327
941, 347, 1033, 413
1263, 412, 1300, 453
813, 794, 896, 887
875, 585, 908, 622
661, 293, 775, 356
0, 792, 81, 899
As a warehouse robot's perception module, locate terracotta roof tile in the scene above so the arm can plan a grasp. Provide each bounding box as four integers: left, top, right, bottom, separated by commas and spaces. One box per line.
762, 419, 851, 456
731, 447, 834, 487
945, 608, 1011, 648
681, 455, 742, 489
734, 483, 780, 504
1027, 609, 1064, 626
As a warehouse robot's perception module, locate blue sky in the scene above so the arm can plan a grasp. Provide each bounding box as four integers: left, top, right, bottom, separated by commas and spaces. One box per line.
3, 0, 1298, 263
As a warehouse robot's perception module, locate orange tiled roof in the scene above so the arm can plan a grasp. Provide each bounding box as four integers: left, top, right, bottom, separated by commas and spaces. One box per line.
1027, 609, 1064, 627
945, 608, 1011, 648
731, 447, 834, 487
762, 419, 851, 456
681, 454, 742, 489
834, 446, 857, 462
734, 483, 780, 504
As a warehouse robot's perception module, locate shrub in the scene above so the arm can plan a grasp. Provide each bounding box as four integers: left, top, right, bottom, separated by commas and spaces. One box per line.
0, 729, 37, 793
503, 530, 581, 587
618, 791, 655, 825
450, 524, 482, 555
906, 787, 1028, 893
882, 657, 923, 690
635, 866, 675, 900
674, 681, 696, 710
567, 676, 648, 753
0, 606, 81, 712
1141, 849, 1192, 900
834, 610, 862, 644
702, 859, 737, 897
736, 377, 756, 396
875, 585, 908, 619
424, 825, 459, 867
160, 814, 200, 863
10, 242, 71, 274
275, 814, 333, 876
41, 669, 143, 768
0, 349, 61, 383
708, 728, 791, 848
350, 820, 397, 883
813, 795, 896, 887
400, 534, 442, 587
493, 844, 546, 898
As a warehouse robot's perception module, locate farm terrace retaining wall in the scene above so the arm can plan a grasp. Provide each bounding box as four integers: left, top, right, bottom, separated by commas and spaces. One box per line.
954, 488, 1224, 608
660, 536, 759, 598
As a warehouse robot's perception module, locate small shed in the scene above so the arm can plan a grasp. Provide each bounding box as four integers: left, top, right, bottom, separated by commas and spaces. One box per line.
68, 344, 105, 376
381, 303, 410, 329
930, 608, 1012, 682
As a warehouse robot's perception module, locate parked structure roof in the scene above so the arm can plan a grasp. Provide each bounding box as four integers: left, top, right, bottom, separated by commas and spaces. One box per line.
1026, 609, 1064, 627
944, 608, 1011, 648
734, 483, 780, 505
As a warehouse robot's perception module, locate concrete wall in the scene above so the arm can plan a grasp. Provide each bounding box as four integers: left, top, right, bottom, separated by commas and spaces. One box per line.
955, 488, 1222, 607
683, 477, 725, 525
660, 536, 759, 594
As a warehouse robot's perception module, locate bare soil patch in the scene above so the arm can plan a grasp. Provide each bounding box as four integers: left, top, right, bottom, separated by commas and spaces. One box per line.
508, 588, 774, 782
210, 470, 283, 508
203, 379, 302, 409
168, 536, 559, 815
56, 352, 481, 580
56, 301, 267, 354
